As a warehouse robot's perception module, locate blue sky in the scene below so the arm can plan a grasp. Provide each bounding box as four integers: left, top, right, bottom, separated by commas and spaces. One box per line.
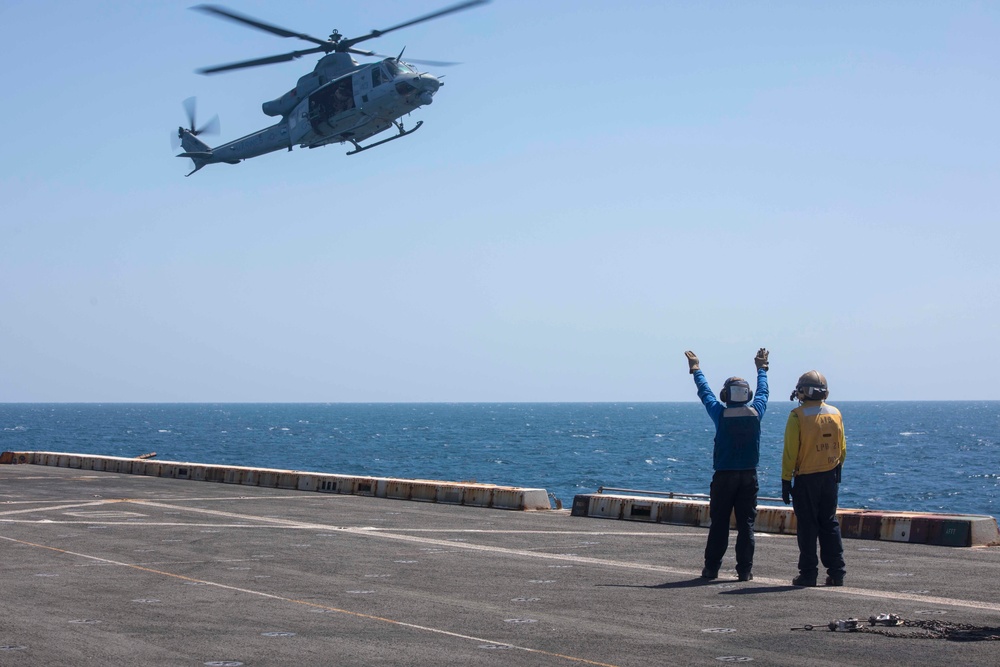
1, 1, 997, 402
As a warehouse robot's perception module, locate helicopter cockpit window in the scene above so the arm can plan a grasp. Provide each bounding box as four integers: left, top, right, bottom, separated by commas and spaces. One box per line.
383, 59, 415, 79
372, 67, 382, 87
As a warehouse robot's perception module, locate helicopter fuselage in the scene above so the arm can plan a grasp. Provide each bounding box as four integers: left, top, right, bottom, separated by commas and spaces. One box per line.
293, 58, 439, 147
176, 1, 485, 175
177, 57, 441, 175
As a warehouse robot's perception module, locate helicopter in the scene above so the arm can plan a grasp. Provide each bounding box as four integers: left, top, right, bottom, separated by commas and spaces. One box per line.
175, 0, 487, 176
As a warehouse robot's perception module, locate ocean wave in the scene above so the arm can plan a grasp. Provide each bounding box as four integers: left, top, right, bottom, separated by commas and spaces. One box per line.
2, 402, 997, 517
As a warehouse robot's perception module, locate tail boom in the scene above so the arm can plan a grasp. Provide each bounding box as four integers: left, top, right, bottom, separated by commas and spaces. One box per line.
175, 122, 291, 176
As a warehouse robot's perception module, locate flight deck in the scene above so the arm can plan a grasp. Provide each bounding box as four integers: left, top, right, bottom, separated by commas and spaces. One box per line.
2, 462, 999, 666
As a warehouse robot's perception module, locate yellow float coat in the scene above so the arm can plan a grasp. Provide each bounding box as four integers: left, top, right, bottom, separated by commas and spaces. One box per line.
782, 401, 847, 480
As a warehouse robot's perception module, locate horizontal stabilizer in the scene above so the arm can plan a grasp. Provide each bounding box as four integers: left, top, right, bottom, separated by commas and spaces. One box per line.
177, 151, 214, 159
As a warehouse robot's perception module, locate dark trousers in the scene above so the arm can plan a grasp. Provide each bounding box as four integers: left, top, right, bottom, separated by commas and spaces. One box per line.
704, 469, 758, 575
791, 469, 846, 579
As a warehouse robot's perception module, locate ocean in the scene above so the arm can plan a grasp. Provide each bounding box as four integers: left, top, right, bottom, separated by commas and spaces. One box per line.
1, 402, 998, 518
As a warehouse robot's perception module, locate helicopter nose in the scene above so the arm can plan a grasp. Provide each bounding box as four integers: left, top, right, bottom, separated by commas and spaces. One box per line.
414, 74, 440, 105
396, 73, 441, 105
422, 74, 441, 92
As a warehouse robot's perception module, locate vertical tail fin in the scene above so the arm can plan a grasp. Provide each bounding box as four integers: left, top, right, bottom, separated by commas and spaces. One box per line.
178, 127, 211, 153
176, 127, 213, 176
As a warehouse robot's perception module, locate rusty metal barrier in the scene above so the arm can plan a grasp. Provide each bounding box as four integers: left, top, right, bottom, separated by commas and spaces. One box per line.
573, 490, 1000, 547
0, 450, 552, 511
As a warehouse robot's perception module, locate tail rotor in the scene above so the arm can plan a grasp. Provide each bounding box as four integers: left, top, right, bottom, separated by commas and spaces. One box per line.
173, 97, 220, 176
173, 97, 220, 150
182, 97, 220, 137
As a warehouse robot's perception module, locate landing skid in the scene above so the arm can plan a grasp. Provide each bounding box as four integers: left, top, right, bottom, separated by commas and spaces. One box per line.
346, 120, 423, 155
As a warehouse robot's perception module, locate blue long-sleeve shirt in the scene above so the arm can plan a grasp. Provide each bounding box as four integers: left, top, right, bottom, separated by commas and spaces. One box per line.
693, 368, 769, 470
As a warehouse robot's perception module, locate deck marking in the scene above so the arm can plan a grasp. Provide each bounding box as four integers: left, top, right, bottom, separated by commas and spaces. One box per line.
124, 499, 1000, 614
0, 534, 621, 667
0, 500, 125, 516
0, 520, 316, 528
339, 529, 704, 536
1, 494, 356, 506
8, 496, 1000, 615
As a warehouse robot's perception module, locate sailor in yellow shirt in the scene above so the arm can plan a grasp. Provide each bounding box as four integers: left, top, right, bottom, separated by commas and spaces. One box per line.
781, 371, 847, 587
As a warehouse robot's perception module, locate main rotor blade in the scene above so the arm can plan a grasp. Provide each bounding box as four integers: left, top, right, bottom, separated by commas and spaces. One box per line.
197, 46, 327, 74
361, 50, 462, 67
347, 47, 378, 58
402, 57, 462, 67
340, 0, 489, 50
191, 4, 330, 46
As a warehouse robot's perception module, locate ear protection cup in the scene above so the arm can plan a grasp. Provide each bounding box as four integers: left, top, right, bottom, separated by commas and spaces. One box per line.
798, 385, 828, 401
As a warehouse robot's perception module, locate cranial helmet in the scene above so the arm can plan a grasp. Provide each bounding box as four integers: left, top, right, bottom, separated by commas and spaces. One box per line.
791, 370, 829, 401
721, 377, 753, 404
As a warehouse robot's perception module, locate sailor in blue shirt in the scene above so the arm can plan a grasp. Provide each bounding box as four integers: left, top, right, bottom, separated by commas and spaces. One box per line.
685, 348, 769, 581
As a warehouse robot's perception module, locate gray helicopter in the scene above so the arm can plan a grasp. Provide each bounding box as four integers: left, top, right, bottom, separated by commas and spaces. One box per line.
175, 0, 487, 176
